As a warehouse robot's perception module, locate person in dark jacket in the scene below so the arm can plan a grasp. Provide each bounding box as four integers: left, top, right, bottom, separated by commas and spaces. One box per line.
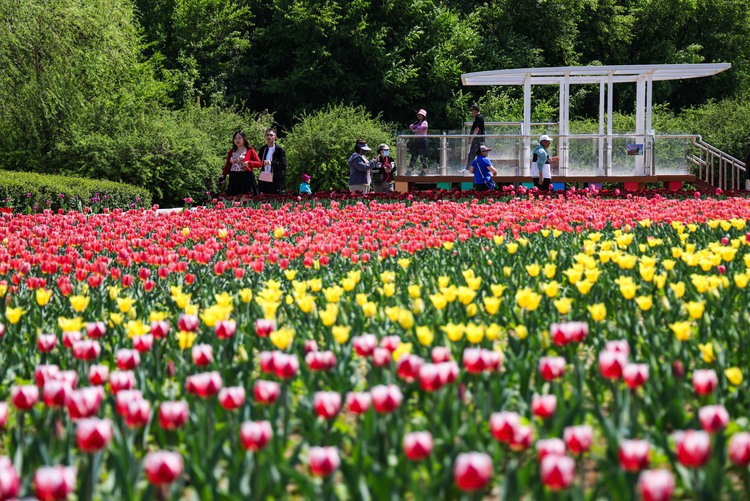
348, 139, 373, 193
257, 128, 287, 194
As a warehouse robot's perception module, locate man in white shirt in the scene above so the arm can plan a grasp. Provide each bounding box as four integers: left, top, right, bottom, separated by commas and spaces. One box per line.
258, 128, 287, 194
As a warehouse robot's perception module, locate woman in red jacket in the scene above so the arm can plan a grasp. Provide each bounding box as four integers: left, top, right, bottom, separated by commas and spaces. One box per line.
220, 130, 262, 197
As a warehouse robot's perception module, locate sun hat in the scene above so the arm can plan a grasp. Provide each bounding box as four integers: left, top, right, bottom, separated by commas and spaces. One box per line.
377, 143, 390, 153
355, 139, 371, 152
479, 145, 492, 152
539, 134, 553, 143
417, 109, 427, 117
301, 174, 311, 182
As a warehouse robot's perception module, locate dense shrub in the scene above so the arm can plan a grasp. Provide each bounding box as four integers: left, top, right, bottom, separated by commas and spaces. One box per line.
283, 104, 396, 192
0, 170, 150, 212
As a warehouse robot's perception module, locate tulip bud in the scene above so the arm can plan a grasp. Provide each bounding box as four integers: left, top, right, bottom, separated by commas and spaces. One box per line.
185, 371, 222, 398
619, 439, 650, 471
33, 465, 76, 501
35, 364, 61, 387
309, 446, 340, 477
371, 384, 403, 414
37, 333, 58, 352
453, 452, 493, 492
72, 339, 101, 361
509, 425, 534, 451
62, 330, 82, 349
240, 421, 273, 451
674, 430, 711, 468
531, 394, 557, 420
431, 346, 451, 363
115, 349, 140, 370
0, 456, 20, 500
303, 339, 318, 354
353, 334, 378, 357
66, 387, 104, 420
42, 381, 72, 408
218, 387, 246, 411
637, 469, 675, 501
0, 402, 8, 428
418, 363, 443, 392
605, 340, 630, 355
132, 334, 154, 353
623, 363, 649, 389
254, 318, 276, 338
563, 425, 593, 455
692, 369, 718, 395
598, 350, 627, 380
540, 455, 575, 491
403, 431, 433, 461
313, 392, 342, 420
372, 347, 391, 367
11, 385, 39, 411
729, 432, 750, 466
76, 418, 113, 453
158, 401, 189, 431
397, 355, 424, 383
124, 399, 151, 428
191, 344, 214, 366
273, 353, 299, 380
144, 451, 183, 486
381, 335, 401, 352
88, 365, 109, 386
671, 360, 685, 379
306, 350, 336, 371
345, 392, 372, 414
538, 356, 566, 381
150, 320, 170, 339
215, 320, 236, 340
85, 321, 107, 339
177, 314, 198, 332
253, 380, 281, 405
698, 405, 729, 433
490, 411, 521, 443
109, 370, 136, 394
536, 438, 566, 462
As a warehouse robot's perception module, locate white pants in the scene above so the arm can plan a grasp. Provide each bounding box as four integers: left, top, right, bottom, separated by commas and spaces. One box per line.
349, 184, 370, 194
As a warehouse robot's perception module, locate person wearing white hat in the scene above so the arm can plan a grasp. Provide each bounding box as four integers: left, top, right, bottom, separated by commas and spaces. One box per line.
407, 109, 429, 175
531, 134, 555, 191
348, 139, 373, 194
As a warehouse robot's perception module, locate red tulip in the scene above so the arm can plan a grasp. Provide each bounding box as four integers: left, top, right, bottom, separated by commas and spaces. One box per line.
185, 371, 222, 398
437, 361, 460, 386
76, 418, 113, 452
598, 350, 628, 380
698, 405, 729, 433
371, 384, 403, 413
132, 334, 154, 352
42, 381, 71, 408
563, 425, 593, 454
115, 390, 143, 416
66, 387, 104, 420
0, 456, 20, 500
313, 391, 342, 420
11, 385, 39, 410
540, 455, 575, 491
550, 321, 588, 345
0, 402, 7, 428
539, 356, 566, 381
177, 314, 198, 332
431, 346, 451, 363
253, 380, 281, 405
33, 465, 76, 501
674, 430, 711, 468
116, 348, 141, 370
191, 344, 214, 366
536, 438, 566, 462
462, 348, 486, 373
144, 450, 183, 485
255, 318, 276, 338
509, 425, 535, 451
219, 386, 246, 411
403, 431, 433, 461
150, 320, 170, 339
124, 399, 151, 428
85, 321, 107, 339
345, 392, 372, 414
490, 411, 521, 443
372, 347, 391, 367
57, 370, 78, 389
88, 364, 109, 386
37, 333, 58, 352
158, 401, 189, 430
397, 354, 424, 382
109, 370, 136, 394
62, 330, 82, 349
272, 353, 299, 379
215, 320, 236, 340
637, 469, 675, 501
306, 350, 336, 371
380, 335, 401, 352
72, 339, 101, 361
35, 364, 60, 387
531, 394, 557, 419
453, 452, 493, 492
623, 363, 649, 389
259, 351, 275, 374
619, 439, 651, 471
728, 432, 750, 466
418, 363, 442, 391
605, 340, 630, 355
240, 420, 273, 451
309, 446, 340, 477
303, 339, 318, 354
692, 369, 718, 395
353, 334, 378, 357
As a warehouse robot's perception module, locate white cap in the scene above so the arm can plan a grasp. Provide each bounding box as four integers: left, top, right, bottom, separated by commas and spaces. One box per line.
539, 135, 552, 143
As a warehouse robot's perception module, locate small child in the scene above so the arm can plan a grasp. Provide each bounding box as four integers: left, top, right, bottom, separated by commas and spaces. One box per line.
299, 173, 312, 194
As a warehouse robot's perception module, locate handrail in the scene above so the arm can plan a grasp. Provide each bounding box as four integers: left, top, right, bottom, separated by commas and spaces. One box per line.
689, 137, 747, 191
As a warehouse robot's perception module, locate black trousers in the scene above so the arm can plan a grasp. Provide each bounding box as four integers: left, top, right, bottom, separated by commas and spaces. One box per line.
533, 178, 551, 191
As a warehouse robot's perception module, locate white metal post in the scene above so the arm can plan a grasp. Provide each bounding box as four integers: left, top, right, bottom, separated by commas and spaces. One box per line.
523, 75, 531, 176
607, 73, 614, 174
646, 74, 654, 175
599, 80, 605, 175
635, 77, 646, 175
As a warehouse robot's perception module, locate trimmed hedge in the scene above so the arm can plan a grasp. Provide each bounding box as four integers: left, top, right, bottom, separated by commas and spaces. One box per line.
0, 170, 151, 212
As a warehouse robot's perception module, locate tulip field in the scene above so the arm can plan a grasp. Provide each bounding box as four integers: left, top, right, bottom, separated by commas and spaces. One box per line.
2, 189, 750, 500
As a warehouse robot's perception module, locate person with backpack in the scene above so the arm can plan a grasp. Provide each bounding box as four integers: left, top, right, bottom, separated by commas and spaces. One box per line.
469, 145, 497, 191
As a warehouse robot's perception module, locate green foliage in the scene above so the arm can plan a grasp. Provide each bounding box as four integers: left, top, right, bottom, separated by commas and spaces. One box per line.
283, 103, 395, 192
0, 170, 150, 212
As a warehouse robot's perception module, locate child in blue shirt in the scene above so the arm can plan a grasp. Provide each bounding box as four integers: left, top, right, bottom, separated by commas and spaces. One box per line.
299, 173, 312, 194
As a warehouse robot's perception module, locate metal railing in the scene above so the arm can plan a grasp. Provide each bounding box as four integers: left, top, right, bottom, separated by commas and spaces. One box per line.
689, 137, 747, 191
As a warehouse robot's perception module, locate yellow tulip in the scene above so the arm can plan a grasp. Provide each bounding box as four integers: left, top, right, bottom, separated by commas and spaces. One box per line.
36, 288, 52, 307
438, 276, 451, 288
734, 273, 749, 289
392, 342, 412, 362
486, 323, 502, 341
513, 324, 528, 340
362, 301, 378, 318
59, 316, 83, 331
308, 278, 323, 292
398, 258, 411, 269
503, 266, 512, 277
698, 342, 716, 363
429, 293, 447, 310
323, 286, 344, 303
383, 283, 396, 297
273, 227, 285, 238
525, 264, 541, 277
176, 330, 197, 350
149, 311, 168, 322
214, 292, 233, 308
332, 325, 351, 344
587, 304, 607, 322
296, 295, 316, 314
465, 303, 478, 317
441, 322, 464, 342
408, 285, 421, 299
506, 242, 519, 254
669, 321, 692, 341
725, 367, 743, 386
456, 287, 476, 305
270, 327, 294, 350
575, 280, 594, 295
5, 306, 25, 324
239, 288, 253, 303
416, 326, 434, 346
483, 296, 502, 314
465, 276, 482, 291
515, 288, 542, 311
493, 234, 505, 245
398, 310, 414, 330
635, 295, 653, 311
443, 241, 454, 250
685, 301, 705, 320
319, 304, 338, 327
490, 284, 507, 297
465, 323, 484, 344
126, 320, 150, 339
380, 271, 396, 284
554, 297, 573, 315
385, 306, 401, 322
669, 282, 686, 298
108, 313, 123, 327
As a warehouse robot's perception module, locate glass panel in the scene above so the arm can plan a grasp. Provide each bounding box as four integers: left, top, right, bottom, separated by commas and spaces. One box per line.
653, 137, 693, 175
